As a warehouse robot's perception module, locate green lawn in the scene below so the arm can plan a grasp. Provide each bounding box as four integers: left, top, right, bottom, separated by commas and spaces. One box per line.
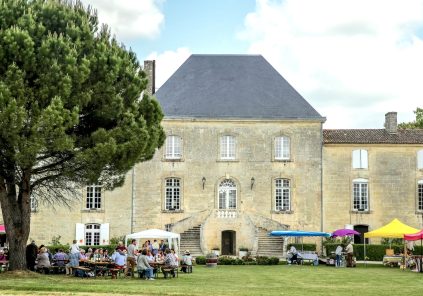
1, 265, 423, 296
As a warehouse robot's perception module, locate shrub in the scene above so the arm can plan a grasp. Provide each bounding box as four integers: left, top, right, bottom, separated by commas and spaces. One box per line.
195, 256, 206, 265
218, 256, 244, 265
256, 256, 269, 265
269, 257, 280, 265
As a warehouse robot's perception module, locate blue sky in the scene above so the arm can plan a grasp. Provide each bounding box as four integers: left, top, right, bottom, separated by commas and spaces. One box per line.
81, 0, 423, 128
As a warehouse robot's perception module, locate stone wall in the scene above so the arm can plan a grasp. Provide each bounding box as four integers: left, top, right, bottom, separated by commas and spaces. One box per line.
323, 144, 423, 241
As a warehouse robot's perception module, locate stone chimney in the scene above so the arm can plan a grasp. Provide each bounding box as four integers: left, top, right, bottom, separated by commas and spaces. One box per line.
384, 112, 397, 134
143, 60, 155, 95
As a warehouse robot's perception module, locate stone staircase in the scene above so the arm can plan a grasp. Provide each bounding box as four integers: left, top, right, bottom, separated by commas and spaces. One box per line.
179, 225, 203, 257
256, 227, 285, 258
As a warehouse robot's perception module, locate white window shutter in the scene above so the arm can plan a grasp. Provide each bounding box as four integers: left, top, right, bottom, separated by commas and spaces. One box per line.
100, 223, 109, 245
75, 223, 85, 245
418, 150, 423, 169
352, 150, 360, 168
361, 150, 368, 169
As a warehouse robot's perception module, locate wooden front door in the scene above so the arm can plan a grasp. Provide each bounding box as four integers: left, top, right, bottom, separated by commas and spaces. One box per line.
221, 230, 236, 255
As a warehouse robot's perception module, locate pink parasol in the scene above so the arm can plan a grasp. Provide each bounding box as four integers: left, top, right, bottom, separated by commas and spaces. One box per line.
331, 229, 360, 237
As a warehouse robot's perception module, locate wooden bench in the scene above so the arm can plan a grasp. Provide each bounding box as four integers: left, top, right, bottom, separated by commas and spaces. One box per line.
181, 264, 192, 273
161, 267, 178, 279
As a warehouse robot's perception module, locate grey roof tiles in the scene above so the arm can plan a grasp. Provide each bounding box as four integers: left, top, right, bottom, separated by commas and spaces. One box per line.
155, 54, 324, 120
323, 129, 423, 144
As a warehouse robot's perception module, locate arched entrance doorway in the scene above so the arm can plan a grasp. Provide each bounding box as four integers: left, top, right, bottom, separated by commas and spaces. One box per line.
221, 230, 236, 255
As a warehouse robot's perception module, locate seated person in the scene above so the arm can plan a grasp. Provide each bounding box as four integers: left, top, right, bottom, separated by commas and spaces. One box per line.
181, 250, 192, 273
146, 250, 155, 263
111, 249, 126, 270
162, 248, 178, 277
0, 249, 7, 264
102, 249, 110, 261
36, 247, 51, 271
53, 249, 68, 266
287, 245, 299, 265
137, 249, 155, 280
79, 249, 88, 261
155, 250, 165, 263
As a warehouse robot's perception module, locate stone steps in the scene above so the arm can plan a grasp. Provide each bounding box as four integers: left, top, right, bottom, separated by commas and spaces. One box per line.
180, 225, 203, 256
256, 227, 284, 258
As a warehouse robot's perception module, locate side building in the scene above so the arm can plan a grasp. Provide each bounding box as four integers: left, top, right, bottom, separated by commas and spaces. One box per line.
323, 112, 423, 243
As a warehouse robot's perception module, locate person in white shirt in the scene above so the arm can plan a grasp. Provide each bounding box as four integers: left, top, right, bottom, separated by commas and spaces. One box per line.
335, 244, 343, 267
112, 250, 127, 270
288, 245, 298, 265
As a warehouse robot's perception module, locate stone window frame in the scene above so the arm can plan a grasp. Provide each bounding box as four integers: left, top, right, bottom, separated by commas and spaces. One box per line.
271, 175, 294, 214
163, 177, 183, 212
417, 150, 423, 170
85, 184, 102, 210
216, 177, 239, 210
417, 180, 423, 212
219, 134, 237, 161
274, 178, 291, 211
274, 135, 291, 161
164, 135, 183, 161
352, 178, 369, 212
352, 149, 368, 169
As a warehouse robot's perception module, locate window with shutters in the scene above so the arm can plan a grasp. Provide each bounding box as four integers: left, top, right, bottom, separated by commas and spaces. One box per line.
352, 149, 368, 169
85, 224, 100, 246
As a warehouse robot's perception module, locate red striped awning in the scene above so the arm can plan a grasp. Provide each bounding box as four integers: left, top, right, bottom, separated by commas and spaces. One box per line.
0, 225, 5, 233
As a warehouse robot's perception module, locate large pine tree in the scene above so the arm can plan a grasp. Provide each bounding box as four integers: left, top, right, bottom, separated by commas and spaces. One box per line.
0, 0, 165, 270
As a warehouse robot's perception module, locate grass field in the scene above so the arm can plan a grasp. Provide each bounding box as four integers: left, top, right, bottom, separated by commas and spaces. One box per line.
1, 265, 423, 296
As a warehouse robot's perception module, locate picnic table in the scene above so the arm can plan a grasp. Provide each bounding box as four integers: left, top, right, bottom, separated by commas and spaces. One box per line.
383, 255, 402, 267
298, 252, 318, 265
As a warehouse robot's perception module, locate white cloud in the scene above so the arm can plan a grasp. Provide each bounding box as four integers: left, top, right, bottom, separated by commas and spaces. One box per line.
81, 0, 164, 40
239, 0, 423, 128
145, 48, 192, 90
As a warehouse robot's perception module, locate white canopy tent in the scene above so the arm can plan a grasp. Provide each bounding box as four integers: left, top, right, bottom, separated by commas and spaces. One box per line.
125, 229, 181, 254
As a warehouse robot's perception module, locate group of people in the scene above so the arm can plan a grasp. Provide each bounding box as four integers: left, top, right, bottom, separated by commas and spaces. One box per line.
335, 241, 354, 267
24, 239, 193, 278
124, 239, 193, 280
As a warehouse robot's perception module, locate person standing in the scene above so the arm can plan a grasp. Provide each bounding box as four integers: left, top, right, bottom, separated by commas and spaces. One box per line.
25, 240, 38, 271
125, 239, 137, 277
66, 240, 80, 275
345, 241, 354, 267
335, 244, 343, 267
152, 239, 159, 256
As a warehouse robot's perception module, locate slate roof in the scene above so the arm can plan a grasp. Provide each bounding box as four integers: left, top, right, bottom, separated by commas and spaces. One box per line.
155, 54, 324, 120
323, 129, 423, 144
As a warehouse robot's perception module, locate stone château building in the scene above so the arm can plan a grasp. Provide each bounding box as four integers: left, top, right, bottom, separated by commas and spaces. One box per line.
1, 55, 423, 256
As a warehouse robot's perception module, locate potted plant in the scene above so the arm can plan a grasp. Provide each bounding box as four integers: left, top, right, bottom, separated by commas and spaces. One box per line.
239, 247, 248, 258
211, 247, 220, 256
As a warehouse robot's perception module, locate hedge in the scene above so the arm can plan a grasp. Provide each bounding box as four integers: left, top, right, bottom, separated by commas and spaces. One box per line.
287, 243, 316, 251
46, 244, 118, 254
325, 243, 423, 261
194, 255, 279, 265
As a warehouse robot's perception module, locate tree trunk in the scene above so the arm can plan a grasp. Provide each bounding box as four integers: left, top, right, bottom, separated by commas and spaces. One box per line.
0, 172, 32, 271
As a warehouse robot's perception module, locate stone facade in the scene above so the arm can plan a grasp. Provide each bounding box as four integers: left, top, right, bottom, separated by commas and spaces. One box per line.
127, 119, 323, 253
323, 140, 423, 242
